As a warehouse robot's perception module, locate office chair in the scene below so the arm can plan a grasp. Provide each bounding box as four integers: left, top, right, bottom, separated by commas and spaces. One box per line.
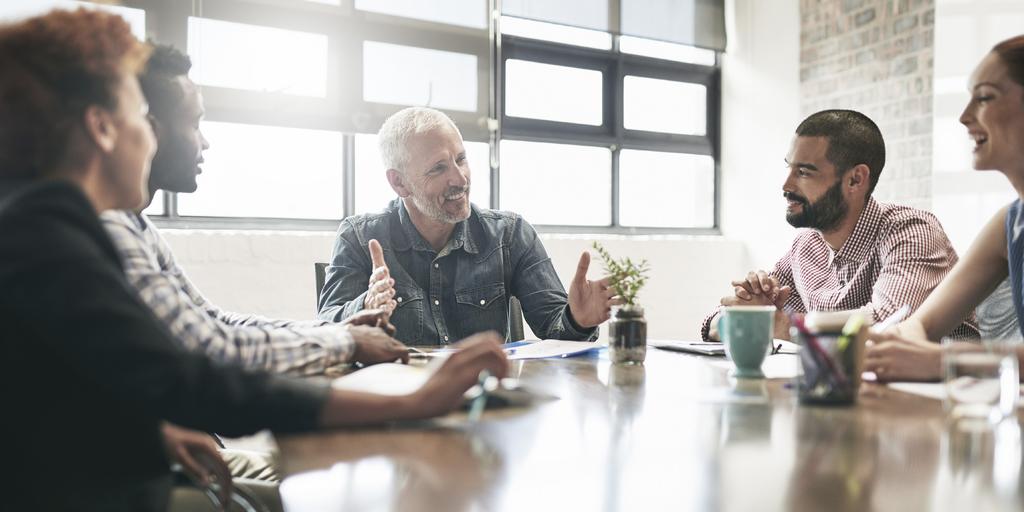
314, 262, 328, 310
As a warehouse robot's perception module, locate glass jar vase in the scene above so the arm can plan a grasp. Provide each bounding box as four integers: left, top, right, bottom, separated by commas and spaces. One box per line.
609, 305, 647, 364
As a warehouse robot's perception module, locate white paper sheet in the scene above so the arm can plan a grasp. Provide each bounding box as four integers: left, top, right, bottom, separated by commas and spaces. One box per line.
331, 362, 432, 396
505, 339, 604, 360
708, 353, 802, 379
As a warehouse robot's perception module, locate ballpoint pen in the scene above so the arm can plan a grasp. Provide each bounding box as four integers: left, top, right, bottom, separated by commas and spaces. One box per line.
467, 369, 491, 422
874, 304, 911, 333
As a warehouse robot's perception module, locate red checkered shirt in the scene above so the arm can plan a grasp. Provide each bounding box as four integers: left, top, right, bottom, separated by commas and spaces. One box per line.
700, 198, 979, 340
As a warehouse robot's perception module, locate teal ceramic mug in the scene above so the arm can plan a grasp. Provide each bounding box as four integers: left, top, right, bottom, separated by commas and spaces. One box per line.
718, 305, 776, 378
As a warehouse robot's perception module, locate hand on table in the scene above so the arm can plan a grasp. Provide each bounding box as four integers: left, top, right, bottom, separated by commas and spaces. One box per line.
568, 251, 625, 328
408, 332, 509, 417
363, 239, 397, 315
343, 308, 396, 336
347, 322, 410, 365
730, 270, 792, 308
710, 270, 793, 340
161, 422, 232, 509
864, 330, 943, 382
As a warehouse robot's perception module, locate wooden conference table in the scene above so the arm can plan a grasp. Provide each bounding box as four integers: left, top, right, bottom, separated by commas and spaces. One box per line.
275, 348, 1024, 512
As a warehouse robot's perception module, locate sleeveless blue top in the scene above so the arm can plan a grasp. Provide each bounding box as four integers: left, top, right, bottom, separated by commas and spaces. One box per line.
1006, 199, 1024, 338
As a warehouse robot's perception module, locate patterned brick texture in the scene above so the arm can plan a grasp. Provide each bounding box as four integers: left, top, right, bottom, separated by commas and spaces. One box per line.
800, 0, 934, 209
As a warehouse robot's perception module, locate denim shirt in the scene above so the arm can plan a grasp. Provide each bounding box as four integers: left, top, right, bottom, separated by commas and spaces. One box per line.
318, 199, 597, 346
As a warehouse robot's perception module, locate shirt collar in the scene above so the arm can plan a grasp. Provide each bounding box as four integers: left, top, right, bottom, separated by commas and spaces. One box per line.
393, 199, 478, 255
832, 196, 881, 263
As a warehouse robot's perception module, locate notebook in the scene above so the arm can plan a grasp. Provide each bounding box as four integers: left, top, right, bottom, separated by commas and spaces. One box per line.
649, 340, 726, 356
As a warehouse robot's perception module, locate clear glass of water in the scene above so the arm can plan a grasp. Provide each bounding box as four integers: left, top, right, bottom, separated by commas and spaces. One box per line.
943, 338, 1019, 423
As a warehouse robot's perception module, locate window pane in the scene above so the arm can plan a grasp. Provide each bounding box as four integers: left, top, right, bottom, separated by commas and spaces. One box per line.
619, 35, 716, 65
143, 192, 164, 216
624, 76, 705, 135
619, 149, 713, 228
356, 0, 486, 29
187, 17, 327, 97
0, 1, 145, 39
503, 0, 608, 32
363, 42, 478, 112
500, 16, 612, 50
620, 0, 727, 51
505, 60, 603, 125
178, 122, 343, 219
500, 141, 610, 226
354, 134, 490, 214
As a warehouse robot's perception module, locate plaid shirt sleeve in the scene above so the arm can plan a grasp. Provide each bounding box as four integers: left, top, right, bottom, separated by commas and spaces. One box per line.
100, 211, 355, 376
870, 214, 979, 339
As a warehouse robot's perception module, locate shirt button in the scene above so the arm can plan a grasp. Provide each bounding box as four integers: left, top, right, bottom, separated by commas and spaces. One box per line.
434, 299, 440, 306
479, 299, 486, 305
434, 263, 439, 269
396, 297, 403, 303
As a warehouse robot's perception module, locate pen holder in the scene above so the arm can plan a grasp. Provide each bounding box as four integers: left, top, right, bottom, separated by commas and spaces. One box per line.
792, 311, 868, 406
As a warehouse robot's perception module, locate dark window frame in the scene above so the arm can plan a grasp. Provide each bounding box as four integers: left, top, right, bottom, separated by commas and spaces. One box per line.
114, 0, 721, 235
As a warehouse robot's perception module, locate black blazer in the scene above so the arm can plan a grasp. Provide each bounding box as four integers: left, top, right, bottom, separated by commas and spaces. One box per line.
0, 179, 328, 511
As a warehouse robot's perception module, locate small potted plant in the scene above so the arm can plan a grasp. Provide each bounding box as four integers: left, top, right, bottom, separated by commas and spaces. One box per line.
593, 242, 650, 364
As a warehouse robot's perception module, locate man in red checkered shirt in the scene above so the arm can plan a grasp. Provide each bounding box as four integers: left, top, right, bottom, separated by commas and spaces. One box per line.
702, 110, 978, 341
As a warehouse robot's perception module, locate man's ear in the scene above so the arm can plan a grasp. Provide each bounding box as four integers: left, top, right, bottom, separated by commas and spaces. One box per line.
386, 168, 410, 198
847, 163, 870, 192
82, 105, 118, 154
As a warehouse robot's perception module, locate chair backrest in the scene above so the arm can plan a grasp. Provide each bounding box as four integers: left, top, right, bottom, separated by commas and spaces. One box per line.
508, 296, 525, 342
314, 262, 328, 310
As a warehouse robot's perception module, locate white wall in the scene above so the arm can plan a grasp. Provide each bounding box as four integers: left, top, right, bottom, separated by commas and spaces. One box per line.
719, 0, 802, 269
931, 0, 1023, 254
163, 230, 744, 341
159, 0, 802, 343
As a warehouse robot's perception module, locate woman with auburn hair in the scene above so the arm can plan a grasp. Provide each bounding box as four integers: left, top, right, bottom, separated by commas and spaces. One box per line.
0, 9, 507, 511
864, 35, 1024, 380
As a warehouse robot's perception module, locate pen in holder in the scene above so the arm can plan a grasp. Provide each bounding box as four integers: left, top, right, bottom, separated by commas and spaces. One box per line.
791, 310, 869, 406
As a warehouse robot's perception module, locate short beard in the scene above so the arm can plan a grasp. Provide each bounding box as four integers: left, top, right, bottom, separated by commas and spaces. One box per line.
409, 184, 471, 225
785, 177, 848, 232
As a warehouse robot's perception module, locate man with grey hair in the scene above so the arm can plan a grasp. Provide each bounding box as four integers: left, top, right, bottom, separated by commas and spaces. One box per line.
318, 107, 621, 345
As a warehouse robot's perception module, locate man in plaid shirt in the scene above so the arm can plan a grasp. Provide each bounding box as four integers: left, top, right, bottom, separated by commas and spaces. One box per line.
101, 44, 410, 376
702, 110, 978, 341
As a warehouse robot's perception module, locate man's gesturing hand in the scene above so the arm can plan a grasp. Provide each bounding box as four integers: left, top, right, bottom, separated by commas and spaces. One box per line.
568, 251, 625, 328
363, 239, 397, 314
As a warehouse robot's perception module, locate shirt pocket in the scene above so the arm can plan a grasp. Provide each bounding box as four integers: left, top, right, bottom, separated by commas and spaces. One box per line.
455, 283, 507, 339
390, 284, 423, 345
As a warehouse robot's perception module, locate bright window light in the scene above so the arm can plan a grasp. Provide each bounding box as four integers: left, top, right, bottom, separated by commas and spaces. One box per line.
505, 60, 603, 125
353, 134, 490, 214
356, 0, 487, 29
624, 76, 706, 135
177, 121, 344, 219
143, 192, 164, 216
500, 16, 612, 50
362, 42, 478, 112
187, 17, 328, 97
500, 140, 610, 226
619, 35, 717, 65
619, 149, 714, 228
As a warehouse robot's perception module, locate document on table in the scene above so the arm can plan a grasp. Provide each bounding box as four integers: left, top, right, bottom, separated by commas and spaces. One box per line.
411, 340, 603, 360
651, 339, 801, 357
331, 362, 556, 407
886, 382, 1024, 406
708, 353, 803, 379
506, 339, 604, 360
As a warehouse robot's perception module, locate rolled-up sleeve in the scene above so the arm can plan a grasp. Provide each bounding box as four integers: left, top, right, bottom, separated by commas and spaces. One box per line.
509, 216, 597, 341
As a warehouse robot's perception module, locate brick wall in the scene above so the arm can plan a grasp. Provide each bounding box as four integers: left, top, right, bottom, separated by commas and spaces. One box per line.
799, 0, 935, 209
